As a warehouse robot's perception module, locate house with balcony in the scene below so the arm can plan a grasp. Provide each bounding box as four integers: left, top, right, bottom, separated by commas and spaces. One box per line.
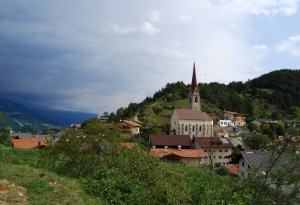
218, 111, 247, 127
118, 120, 142, 137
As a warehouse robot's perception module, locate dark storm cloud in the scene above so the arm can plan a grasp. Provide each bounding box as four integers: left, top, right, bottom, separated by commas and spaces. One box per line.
0, 0, 299, 114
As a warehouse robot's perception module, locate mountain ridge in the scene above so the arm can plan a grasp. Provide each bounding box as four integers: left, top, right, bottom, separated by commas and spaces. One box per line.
0, 98, 97, 131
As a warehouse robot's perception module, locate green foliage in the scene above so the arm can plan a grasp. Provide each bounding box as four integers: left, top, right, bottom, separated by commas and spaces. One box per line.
214, 165, 230, 176
245, 134, 270, 150
170, 165, 245, 205
26, 178, 54, 194
0, 146, 41, 167
43, 122, 121, 178
82, 147, 190, 205
0, 128, 10, 146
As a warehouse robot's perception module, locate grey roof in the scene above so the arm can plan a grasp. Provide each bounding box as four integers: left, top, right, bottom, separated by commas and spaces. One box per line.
241, 151, 300, 175
10, 132, 33, 139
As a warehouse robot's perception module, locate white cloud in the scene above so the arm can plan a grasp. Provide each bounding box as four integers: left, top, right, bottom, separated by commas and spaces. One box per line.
277, 35, 300, 56
140, 22, 161, 35
211, 0, 299, 16
178, 14, 192, 22
254, 44, 268, 50
145, 8, 161, 22
109, 23, 136, 34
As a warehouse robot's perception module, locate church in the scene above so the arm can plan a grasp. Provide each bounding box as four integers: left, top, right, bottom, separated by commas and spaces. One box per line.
170, 63, 213, 138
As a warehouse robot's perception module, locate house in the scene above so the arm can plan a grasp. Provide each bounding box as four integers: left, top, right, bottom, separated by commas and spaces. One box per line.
223, 111, 247, 126
214, 127, 229, 138
11, 138, 46, 149
237, 150, 300, 180
149, 134, 192, 149
118, 120, 142, 137
218, 120, 234, 127
150, 147, 205, 167
194, 137, 234, 166
70, 124, 81, 128
170, 63, 214, 139
98, 115, 110, 123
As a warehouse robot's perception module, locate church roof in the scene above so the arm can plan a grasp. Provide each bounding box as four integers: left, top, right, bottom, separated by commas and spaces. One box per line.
190, 62, 198, 93
174, 109, 213, 121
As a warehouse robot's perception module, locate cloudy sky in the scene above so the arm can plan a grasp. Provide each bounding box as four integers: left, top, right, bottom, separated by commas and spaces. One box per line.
0, 0, 300, 114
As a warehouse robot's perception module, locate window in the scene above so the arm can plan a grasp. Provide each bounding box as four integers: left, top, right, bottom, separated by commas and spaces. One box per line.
195, 96, 198, 102
242, 162, 244, 167
219, 150, 222, 152
214, 156, 216, 158
204, 150, 207, 152
199, 125, 202, 132
192, 125, 194, 132
185, 125, 187, 132
219, 156, 222, 159
225, 150, 228, 152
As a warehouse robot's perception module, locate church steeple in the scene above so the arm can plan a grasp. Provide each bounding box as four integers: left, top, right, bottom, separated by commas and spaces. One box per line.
189, 63, 201, 111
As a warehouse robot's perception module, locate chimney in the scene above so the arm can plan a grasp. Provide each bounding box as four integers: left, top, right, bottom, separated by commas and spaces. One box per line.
164, 146, 168, 152
178, 145, 182, 150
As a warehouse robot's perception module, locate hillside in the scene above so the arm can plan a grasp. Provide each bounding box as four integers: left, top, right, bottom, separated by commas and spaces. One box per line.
115, 69, 300, 132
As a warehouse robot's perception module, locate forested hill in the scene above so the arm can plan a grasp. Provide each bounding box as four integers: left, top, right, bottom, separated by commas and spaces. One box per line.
249, 69, 300, 110
114, 69, 300, 132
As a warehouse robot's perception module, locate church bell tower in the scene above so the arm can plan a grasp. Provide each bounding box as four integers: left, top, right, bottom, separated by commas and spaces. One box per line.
188, 63, 201, 111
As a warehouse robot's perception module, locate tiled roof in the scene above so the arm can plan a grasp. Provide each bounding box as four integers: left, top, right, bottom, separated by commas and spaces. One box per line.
228, 164, 239, 175
11, 138, 47, 149
149, 134, 191, 147
224, 111, 247, 116
174, 109, 213, 121
195, 137, 234, 148
150, 148, 204, 158
120, 120, 141, 127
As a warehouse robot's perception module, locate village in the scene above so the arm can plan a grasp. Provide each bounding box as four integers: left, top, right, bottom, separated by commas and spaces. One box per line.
9, 64, 300, 183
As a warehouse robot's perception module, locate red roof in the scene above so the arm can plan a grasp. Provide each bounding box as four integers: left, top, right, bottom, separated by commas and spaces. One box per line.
228, 164, 239, 175
174, 109, 213, 121
150, 148, 204, 158
149, 135, 191, 147
11, 138, 47, 149
194, 137, 234, 148
224, 111, 247, 116
120, 120, 141, 127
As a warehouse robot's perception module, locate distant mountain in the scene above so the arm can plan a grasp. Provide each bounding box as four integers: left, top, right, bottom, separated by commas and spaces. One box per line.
0, 99, 97, 131
33, 109, 97, 127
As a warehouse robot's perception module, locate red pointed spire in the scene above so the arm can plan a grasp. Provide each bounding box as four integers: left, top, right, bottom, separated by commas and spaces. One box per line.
191, 62, 197, 93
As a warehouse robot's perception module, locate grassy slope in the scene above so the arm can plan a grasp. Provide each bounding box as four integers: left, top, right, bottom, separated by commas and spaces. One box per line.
140, 97, 224, 127
0, 147, 104, 205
